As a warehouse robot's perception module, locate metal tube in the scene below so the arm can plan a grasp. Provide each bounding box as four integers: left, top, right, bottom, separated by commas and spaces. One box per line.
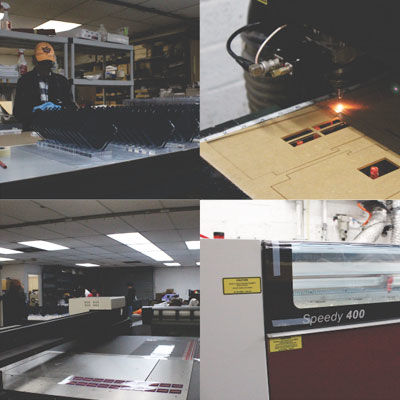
353, 208, 387, 243
130, 47, 134, 99
391, 200, 400, 244
63, 43, 68, 78
70, 42, 75, 101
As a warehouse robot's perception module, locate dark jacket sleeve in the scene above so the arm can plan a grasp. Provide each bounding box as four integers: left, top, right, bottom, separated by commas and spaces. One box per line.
53, 74, 76, 109
13, 74, 35, 128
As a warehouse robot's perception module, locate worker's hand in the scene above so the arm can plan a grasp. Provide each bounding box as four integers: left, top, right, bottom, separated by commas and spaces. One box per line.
33, 102, 62, 112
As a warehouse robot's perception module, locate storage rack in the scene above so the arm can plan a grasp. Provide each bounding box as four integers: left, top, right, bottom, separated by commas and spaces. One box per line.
133, 31, 193, 98
70, 37, 134, 101
0, 30, 69, 83
0, 31, 133, 103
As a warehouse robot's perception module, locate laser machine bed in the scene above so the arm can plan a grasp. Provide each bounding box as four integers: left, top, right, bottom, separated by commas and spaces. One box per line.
200, 1, 400, 199
202, 239, 400, 400
0, 298, 199, 400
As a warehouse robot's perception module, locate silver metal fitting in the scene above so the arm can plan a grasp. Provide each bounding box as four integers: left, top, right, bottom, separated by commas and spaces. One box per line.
249, 58, 280, 77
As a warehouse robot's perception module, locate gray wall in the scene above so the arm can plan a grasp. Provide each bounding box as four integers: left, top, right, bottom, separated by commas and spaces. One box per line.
200, 0, 250, 129
98, 267, 154, 301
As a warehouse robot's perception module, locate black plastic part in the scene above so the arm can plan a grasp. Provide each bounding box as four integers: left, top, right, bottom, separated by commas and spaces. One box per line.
248, 0, 400, 68
31, 99, 199, 151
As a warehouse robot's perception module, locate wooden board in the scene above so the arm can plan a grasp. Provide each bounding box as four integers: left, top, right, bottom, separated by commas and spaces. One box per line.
200, 103, 400, 199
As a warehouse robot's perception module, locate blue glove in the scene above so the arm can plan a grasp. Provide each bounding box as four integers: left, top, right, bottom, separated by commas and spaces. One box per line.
33, 102, 62, 112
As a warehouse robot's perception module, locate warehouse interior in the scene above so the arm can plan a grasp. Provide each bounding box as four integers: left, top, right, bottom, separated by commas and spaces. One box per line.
0, 0, 200, 198
0, 0, 199, 107
0, 199, 199, 399
201, 199, 400, 400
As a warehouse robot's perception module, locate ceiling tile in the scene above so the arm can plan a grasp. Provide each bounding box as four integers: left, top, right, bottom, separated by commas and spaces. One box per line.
122, 213, 173, 231
36, 200, 110, 218
143, 229, 181, 243
80, 217, 134, 235
98, 200, 163, 212
45, 222, 96, 237
169, 210, 199, 229
7, 226, 65, 241
0, 200, 64, 222
177, 229, 199, 241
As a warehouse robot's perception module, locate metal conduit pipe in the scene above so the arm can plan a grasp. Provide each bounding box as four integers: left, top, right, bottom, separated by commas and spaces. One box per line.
353, 207, 387, 243
391, 200, 400, 244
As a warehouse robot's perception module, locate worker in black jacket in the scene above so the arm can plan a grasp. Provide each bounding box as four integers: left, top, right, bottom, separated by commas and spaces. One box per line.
13, 42, 75, 130
1, 279, 28, 326
125, 282, 136, 318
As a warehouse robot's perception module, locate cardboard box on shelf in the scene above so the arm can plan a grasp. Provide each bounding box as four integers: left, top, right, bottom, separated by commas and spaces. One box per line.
106, 33, 129, 45
117, 64, 128, 80
75, 28, 100, 41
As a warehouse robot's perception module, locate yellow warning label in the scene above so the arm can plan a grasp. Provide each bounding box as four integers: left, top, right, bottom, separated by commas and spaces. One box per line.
223, 277, 261, 295
256, 0, 268, 4
269, 336, 302, 353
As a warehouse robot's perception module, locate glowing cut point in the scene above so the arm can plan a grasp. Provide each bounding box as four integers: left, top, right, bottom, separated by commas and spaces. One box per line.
334, 103, 345, 113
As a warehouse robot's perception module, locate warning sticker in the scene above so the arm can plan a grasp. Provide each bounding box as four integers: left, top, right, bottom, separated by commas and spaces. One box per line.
222, 277, 261, 295
269, 336, 302, 353
256, 0, 268, 4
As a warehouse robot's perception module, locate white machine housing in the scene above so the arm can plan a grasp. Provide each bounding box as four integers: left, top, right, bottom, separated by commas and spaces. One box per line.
69, 296, 126, 315
200, 239, 269, 400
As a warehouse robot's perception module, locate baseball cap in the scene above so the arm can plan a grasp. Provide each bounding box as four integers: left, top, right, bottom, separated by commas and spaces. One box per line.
35, 42, 56, 62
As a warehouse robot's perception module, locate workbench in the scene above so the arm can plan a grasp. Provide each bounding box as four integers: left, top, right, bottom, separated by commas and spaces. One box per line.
0, 142, 202, 198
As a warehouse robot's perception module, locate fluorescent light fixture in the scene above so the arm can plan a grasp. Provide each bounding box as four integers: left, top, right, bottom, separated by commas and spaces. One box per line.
34, 20, 81, 33
0, 247, 22, 255
0, 13, 4, 19
76, 263, 100, 267
185, 240, 200, 250
18, 240, 69, 251
107, 232, 173, 262
0, 257, 14, 262
164, 262, 181, 267
196, 262, 200, 266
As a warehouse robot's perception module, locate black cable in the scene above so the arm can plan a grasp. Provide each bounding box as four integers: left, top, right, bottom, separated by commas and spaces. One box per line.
226, 21, 262, 71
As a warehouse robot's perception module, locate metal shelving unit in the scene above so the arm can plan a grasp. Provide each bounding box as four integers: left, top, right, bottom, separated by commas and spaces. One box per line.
0, 30, 69, 77
0, 31, 69, 130
70, 37, 134, 100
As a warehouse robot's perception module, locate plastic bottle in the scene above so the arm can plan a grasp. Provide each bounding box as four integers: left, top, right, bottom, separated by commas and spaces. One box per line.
17, 49, 27, 76
0, 2, 11, 30
98, 24, 107, 42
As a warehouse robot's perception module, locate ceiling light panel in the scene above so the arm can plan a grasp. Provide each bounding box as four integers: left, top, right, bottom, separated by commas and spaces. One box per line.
164, 262, 181, 266
0, 257, 14, 262
34, 20, 81, 33
18, 240, 69, 251
185, 240, 200, 250
107, 232, 173, 262
0, 247, 22, 255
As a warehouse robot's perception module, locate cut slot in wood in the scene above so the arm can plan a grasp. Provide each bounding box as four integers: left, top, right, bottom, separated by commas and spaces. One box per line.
313, 118, 342, 130
359, 159, 399, 179
282, 129, 313, 142
289, 133, 321, 147
321, 122, 348, 135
